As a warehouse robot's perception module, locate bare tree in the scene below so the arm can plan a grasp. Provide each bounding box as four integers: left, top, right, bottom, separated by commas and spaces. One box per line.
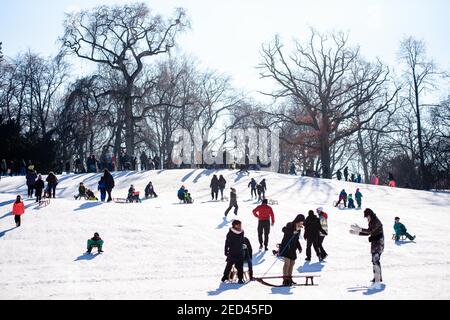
259, 30, 399, 178
398, 37, 439, 189
61, 3, 188, 155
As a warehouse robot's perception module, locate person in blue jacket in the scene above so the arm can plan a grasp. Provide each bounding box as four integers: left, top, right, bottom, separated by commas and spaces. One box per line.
178, 186, 186, 202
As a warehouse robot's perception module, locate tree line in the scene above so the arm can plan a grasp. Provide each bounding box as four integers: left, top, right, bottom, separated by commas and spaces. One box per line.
0, 3, 449, 190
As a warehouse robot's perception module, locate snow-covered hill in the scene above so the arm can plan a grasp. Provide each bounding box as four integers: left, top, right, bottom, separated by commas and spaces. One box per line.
0, 169, 449, 300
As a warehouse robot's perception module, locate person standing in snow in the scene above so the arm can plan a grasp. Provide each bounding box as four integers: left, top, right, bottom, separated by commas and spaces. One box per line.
350, 209, 384, 285
388, 172, 396, 187
34, 174, 45, 203
45, 172, 58, 198
335, 189, 348, 208
256, 183, 265, 202
210, 175, 219, 201
344, 167, 349, 182
252, 199, 275, 251
317, 207, 328, 260
224, 188, 239, 217
304, 210, 327, 262
103, 169, 115, 202
279, 214, 305, 286
336, 169, 342, 181
218, 175, 227, 201
25, 169, 37, 198
355, 189, 363, 209
12, 195, 25, 227
350, 173, 356, 183
248, 178, 257, 199
357, 174, 362, 184
394, 217, 416, 241
243, 236, 253, 280
221, 220, 246, 284
98, 177, 107, 202
259, 179, 267, 200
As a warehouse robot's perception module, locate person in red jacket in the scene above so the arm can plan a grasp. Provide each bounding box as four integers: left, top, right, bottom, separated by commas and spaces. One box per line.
12, 195, 25, 227
252, 199, 275, 251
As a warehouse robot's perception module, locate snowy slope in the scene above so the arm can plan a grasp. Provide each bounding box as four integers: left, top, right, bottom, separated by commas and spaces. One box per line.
0, 169, 449, 300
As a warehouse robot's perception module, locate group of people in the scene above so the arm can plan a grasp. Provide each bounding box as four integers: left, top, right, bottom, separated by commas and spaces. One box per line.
336, 167, 362, 184
335, 189, 363, 209
1, 159, 34, 177
210, 175, 227, 201
248, 178, 267, 201
25, 169, 58, 202
177, 186, 194, 204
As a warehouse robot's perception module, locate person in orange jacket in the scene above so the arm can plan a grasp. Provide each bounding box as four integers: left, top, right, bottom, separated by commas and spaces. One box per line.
12, 195, 25, 227
252, 199, 275, 251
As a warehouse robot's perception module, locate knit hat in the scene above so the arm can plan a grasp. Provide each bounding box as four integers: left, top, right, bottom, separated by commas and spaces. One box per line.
293, 214, 305, 223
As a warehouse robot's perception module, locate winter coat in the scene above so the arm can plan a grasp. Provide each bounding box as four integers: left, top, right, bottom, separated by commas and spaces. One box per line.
26, 171, 37, 186
339, 191, 347, 200
104, 172, 115, 189
224, 228, 245, 264
336, 171, 342, 180
210, 177, 219, 191
252, 204, 275, 224
319, 213, 328, 237
78, 185, 87, 195
279, 222, 302, 260
98, 179, 106, 191
359, 215, 384, 254
248, 180, 257, 189
12, 202, 25, 216
243, 237, 253, 261
177, 188, 185, 200
34, 179, 45, 191
304, 214, 327, 240
46, 173, 58, 185
394, 222, 407, 235
355, 191, 363, 202
260, 180, 267, 191
344, 168, 349, 178
256, 184, 265, 193
218, 176, 227, 189
145, 184, 154, 194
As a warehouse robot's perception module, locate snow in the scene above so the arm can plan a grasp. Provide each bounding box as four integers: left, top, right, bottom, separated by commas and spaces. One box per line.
0, 169, 449, 300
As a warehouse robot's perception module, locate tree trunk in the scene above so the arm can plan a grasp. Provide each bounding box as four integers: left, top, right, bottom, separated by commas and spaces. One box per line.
413, 76, 427, 189
320, 132, 332, 179
357, 129, 370, 183
124, 91, 135, 157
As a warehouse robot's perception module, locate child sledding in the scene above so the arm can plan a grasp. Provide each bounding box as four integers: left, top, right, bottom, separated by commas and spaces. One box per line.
177, 186, 193, 204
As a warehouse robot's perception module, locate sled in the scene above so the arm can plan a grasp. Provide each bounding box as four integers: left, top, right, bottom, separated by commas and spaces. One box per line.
269, 199, 279, 205
254, 275, 320, 287
228, 267, 251, 283
392, 234, 407, 241
332, 201, 345, 209
39, 199, 50, 207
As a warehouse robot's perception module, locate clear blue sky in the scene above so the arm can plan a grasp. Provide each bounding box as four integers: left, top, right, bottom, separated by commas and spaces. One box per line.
1, 0, 449, 98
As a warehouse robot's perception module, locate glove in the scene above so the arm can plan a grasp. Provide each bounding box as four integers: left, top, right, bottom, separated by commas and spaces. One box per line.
351, 224, 362, 233
349, 229, 360, 235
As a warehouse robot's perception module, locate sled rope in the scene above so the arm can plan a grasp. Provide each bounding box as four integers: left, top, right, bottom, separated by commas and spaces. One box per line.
262, 233, 297, 277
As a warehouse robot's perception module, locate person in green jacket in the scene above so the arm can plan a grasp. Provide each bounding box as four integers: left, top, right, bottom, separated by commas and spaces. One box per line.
86, 233, 104, 254
394, 217, 416, 241
355, 189, 363, 209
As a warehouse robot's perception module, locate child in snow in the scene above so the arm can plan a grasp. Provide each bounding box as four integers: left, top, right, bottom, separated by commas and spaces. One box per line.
34, 174, 45, 203
86, 189, 98, 201
98, 177, 107, 202
335, 189, 348, 208
221, 220, 246, 284
177, 186, 186, 202
347, 194, 356, 209
184, 189, 193, 204
394, 217, 416, 241
145, 182, 158, 198
74, 182, 87, 200
355, 189, 363, 209
243, 237, 253, 280
12, 195, 25, 227
317, 207, 328, 260
86, 233, 104, 254
225, 188, 239, 216
127, 185, 141, 203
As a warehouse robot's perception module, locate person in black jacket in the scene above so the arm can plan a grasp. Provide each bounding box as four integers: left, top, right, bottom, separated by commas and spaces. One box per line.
210, 175, 219, 201
279, 214, 305, 286
350, 208, 385, 285
103, 169, 115, 202
259, 179, 267, 200
218, 175, 227, 201
46, 172, 58, 198
221, 220, 246, 284
304, 210, 327, 262
34, 174, 45, 203
248, 178, 257, 199
145, 182, 158, 198
336, 169, 342, 181
26, 169, 37, 198
344, 166, 349, 182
